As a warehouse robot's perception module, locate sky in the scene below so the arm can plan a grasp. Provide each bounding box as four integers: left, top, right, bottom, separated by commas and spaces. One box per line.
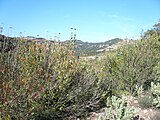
0, 0, 160, 42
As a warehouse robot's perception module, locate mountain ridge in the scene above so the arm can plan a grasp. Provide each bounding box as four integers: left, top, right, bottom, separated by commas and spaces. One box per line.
0, 34, 124, 56
74, 38, 123, 56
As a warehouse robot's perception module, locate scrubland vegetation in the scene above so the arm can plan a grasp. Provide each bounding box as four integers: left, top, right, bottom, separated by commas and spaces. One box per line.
0, 21, 160, 120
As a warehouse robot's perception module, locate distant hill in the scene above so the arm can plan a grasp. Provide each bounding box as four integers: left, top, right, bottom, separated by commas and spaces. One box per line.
0, 34, 124, 56
75, 38, 123, 56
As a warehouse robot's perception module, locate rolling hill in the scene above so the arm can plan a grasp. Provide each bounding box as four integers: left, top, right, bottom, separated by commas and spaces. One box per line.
75, 38, 123, 56
0, 34, 124, 56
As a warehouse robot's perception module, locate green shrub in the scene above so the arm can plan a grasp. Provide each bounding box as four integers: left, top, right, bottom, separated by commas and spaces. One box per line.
138, 91, 154, 108
34, 63, 104, 119
100, 32, 160, 95
98, 95, 139, 120
151, 82, 160, 108
0, 37, 104, 119
135, 82, 160, 109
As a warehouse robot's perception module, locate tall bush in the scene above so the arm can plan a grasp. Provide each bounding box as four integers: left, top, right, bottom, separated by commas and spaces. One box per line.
101, 32, 160, 95
0, 37, 103, 119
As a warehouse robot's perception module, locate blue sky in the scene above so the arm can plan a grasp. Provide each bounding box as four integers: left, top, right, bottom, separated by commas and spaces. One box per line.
0, 0, 160, 42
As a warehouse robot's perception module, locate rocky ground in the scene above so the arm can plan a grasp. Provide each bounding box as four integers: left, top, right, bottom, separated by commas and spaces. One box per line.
87, 96, 160, 120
